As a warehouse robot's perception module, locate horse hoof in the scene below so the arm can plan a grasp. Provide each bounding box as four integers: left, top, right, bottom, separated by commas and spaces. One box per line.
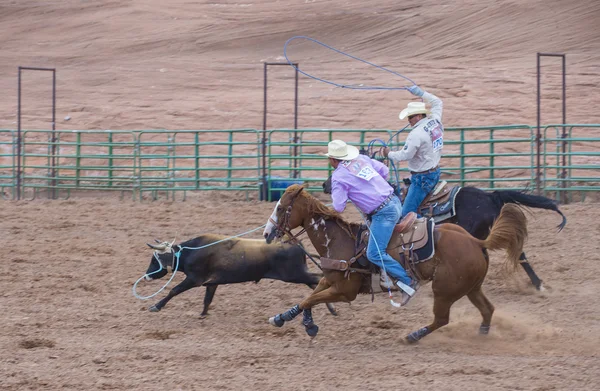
199, 314, 208, 319
479, 325, 490, 335
405, 333, 420, 344
326, 303, 338, 316
269, 315, 285, 327
148, 305, 160, 312
305, 323, 319, 337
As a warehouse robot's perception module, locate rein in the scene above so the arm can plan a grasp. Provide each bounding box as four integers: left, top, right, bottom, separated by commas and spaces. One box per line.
274, 190, 369, 276
269, 216, 306, 243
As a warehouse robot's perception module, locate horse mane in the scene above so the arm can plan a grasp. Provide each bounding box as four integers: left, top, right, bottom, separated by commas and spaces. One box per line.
293, 185, 361, 238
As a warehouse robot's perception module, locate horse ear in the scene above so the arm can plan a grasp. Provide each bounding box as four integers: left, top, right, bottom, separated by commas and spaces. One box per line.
293, 184, 306, 197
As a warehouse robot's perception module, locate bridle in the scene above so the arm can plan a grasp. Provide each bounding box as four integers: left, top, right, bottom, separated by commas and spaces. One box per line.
272, 188, 306, 244
271, 188, 329, 271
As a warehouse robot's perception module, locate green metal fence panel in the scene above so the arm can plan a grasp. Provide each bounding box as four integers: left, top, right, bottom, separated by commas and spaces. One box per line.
542, 124, 600, 202
267, 126, 537, 194
0, 129, 16, 199
18, 129, 138, 199
137, 129, 262, 200
266, 129, 395, 201
1, 125, 599, 201
427, 125, 535, 190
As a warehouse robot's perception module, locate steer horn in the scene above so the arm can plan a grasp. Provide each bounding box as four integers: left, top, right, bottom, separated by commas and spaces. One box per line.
146, 238, 177, 252
146, 242, 168, 251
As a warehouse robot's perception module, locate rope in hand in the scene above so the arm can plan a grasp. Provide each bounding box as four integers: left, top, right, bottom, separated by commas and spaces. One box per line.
284, 36, 421, 192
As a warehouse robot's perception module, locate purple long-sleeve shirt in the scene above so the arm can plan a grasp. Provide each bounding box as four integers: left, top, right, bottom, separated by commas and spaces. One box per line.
331, 154, 394, 214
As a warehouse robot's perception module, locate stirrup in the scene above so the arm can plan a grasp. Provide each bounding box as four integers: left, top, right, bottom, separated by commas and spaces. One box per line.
394, 212, 417, 234
397, 280, 419, 306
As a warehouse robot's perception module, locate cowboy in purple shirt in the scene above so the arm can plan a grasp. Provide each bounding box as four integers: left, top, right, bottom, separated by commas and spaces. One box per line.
325, 140, 419, 305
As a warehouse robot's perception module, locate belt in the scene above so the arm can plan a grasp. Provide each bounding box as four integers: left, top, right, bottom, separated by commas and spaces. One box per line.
368, 193, 395, 217
410, 165, 440, 175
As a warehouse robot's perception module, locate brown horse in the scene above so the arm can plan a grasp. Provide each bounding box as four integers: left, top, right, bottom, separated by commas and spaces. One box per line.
268, 184, 528, 342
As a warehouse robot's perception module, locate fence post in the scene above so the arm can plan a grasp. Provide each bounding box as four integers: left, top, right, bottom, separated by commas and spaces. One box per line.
262, 62, 300, 200
17, 66, 57, 200
537, 53, 566, 200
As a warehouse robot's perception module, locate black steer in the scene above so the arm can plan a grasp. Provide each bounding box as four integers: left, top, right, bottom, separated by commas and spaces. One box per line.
144, 234, 336, 317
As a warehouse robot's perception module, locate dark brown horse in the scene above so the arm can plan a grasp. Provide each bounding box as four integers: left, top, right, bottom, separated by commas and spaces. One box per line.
268, 184, 528, 342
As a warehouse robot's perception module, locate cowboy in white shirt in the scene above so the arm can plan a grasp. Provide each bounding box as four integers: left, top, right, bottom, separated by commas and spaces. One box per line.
383, 86, 443, 220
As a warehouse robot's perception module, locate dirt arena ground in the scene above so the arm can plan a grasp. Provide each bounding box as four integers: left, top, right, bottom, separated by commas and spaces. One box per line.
1, 194, 599, 390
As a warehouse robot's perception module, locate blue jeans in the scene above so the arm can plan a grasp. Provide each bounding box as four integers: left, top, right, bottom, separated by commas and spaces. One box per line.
366, 196, 412, 286
402, 168, 441, 218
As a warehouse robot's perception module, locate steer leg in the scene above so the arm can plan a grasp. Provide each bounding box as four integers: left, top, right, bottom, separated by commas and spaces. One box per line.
149, 277, 198, 312
200, 285, 218, 318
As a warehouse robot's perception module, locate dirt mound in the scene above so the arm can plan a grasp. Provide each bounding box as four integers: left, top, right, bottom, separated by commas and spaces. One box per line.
1, 0, 599, 131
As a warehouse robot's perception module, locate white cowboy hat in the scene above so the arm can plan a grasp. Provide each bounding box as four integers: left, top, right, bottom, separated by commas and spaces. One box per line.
324, 139, 360, 160
399, 101, 428, 120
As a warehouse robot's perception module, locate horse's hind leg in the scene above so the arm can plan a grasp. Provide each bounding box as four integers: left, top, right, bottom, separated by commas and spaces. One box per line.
467, 287, 495, 334
519, 252, 544, 291
406, 295, 455, 343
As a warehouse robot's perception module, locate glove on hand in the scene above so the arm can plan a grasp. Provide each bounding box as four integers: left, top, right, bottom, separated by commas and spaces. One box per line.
407, 85, 424, 97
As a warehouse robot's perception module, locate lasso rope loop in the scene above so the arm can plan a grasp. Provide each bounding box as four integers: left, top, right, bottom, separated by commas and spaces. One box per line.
284, 36, 418, 191
132, 224, 267, 301
284, 36, 418, 90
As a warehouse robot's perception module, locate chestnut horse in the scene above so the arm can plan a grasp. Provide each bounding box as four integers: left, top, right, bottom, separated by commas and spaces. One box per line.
268, 184, 528, 342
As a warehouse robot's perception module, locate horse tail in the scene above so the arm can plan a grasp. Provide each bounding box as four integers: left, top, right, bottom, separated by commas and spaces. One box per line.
482, 204, 528, 271
491, 190, 567, 232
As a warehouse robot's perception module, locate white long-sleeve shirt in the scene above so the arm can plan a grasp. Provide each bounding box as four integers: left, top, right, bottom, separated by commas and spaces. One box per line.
388, 91, 444, 173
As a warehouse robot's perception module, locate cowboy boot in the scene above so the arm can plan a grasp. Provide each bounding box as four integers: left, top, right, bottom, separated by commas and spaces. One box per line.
379, 271, 399, 291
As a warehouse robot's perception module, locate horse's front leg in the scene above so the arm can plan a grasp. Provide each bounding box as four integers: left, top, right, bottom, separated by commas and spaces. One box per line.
307, 277, 338, 316
269, 278, 331, 328
268, 286, 348, 336
298, 286, 350, 338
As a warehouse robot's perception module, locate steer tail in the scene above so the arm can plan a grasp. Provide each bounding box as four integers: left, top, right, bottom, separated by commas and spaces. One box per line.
483, 204, 528, 271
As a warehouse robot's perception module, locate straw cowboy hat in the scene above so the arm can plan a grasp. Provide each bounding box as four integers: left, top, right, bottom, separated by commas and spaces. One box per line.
399, 101, 429, 120
324, 139, 360, 160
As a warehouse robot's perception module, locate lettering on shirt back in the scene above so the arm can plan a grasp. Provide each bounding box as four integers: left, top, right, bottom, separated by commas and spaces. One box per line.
341, 158, 379, 181
424, 119, 444, 153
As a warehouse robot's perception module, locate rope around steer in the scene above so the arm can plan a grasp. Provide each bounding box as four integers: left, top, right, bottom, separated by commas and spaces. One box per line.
132, 224, 267, 301
284, 36, 418, 90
